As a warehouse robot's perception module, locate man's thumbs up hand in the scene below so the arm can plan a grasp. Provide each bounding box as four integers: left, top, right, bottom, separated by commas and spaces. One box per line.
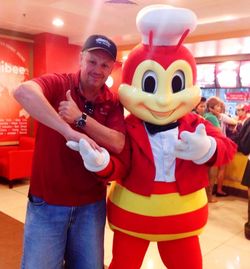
66, 89, 74, 101
58, 90, 82, 124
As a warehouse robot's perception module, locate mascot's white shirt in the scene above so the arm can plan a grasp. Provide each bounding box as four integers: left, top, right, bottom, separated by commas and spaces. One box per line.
146, 126, 178, 182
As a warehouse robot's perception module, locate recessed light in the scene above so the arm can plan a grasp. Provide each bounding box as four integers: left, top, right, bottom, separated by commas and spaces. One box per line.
52, 18, 64, 27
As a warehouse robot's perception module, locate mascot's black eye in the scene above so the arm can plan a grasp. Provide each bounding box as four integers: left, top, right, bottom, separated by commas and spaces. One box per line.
142, 71, 157, 94
172, 70, 185, 93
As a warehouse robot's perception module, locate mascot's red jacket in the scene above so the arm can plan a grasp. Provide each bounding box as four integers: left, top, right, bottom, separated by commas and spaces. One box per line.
109, 113, 234, 196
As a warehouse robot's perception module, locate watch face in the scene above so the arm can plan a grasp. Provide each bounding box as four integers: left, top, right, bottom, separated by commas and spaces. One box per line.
77, 119, 86, 128
75, 113, 87, 129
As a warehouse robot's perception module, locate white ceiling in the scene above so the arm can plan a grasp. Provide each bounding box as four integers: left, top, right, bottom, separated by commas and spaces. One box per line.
0, 0, 250, 47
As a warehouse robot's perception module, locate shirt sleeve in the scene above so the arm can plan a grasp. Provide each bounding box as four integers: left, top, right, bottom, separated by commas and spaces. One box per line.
32, 73, 67, 106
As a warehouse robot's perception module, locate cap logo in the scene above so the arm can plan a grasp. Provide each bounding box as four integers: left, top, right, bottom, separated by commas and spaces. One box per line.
96, 38, 111, 48
83, 34, 117, 60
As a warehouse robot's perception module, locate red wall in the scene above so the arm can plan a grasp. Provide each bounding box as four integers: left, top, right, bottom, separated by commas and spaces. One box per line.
33, 33, 82, 77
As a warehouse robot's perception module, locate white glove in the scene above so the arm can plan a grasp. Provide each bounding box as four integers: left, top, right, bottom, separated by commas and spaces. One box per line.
66, 139, 110, 172
174, 123, 217, 164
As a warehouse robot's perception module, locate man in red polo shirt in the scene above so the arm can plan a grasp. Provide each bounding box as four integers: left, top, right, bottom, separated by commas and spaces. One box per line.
13, 34, 125, 269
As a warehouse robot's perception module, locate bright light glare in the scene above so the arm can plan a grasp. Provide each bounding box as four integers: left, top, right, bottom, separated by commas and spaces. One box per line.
52, 18, 64, 27
106, 76, 114, 88
217, 61, 239, 71
240, 62, 250, 85
122, 55, 128, 62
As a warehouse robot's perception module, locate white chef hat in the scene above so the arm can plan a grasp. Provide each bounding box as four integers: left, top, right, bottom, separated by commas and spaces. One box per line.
136, 5, 197, 47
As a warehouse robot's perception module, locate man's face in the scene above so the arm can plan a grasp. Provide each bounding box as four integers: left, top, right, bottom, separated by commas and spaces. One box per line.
80, 50, 114, 90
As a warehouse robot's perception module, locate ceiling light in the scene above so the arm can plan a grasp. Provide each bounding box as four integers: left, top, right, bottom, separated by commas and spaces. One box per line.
52, 18, 64, 27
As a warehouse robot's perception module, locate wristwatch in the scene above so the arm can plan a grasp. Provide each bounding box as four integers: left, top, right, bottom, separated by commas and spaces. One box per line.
75, 112, 87, 129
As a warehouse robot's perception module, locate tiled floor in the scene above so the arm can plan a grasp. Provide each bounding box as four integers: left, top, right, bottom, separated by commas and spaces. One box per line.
0, 180, 249, 269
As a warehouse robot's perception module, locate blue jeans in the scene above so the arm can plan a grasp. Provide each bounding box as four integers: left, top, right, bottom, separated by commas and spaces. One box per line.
21, 195, 106, 269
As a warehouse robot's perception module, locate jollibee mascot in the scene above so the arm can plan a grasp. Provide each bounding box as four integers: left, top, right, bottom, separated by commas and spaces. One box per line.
68, 5, 237, 269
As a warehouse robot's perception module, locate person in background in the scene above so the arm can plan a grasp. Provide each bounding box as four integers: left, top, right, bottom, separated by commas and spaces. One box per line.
13, 34, 126, 269
219, 101, 237, 136
233, 117, 250, 239
227, 103, 249, 143
214, 101, 238, 196
226, 122, 239, 141
235, 103, 249, 127
193, 96, 207, 117
204, 96, 221, 127
204, 96, 235, 201
204, 97, 221, 202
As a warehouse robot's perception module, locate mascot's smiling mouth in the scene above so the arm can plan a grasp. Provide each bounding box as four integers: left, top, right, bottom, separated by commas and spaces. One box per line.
148, 108, 176, 119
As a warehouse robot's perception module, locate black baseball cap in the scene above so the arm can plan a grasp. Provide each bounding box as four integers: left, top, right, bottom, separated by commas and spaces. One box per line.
82, 34, 117, 61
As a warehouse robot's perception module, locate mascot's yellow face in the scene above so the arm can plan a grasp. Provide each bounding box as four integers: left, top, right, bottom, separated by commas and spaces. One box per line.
119, 47, 201, 125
